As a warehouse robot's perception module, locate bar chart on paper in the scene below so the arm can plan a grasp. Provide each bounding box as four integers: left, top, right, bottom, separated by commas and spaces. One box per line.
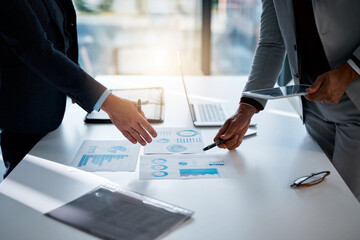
71, 140, 140, 172
78, 154, 129, 167
144, 128, 204, 154
140, 154, 238, 180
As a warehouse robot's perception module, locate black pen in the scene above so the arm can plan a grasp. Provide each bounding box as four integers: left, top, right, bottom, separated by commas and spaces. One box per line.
203, 139, 229, 151
137, 99, 142, 114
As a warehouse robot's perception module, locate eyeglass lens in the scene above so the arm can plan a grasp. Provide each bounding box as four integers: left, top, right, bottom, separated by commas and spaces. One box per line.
292, 171, 330, 187
302, 173, 327, 184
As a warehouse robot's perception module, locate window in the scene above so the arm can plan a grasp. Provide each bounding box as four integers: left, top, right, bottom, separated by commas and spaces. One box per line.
74, 0, 262, 76
75, 0, 202, 76
211, 0, 261, 75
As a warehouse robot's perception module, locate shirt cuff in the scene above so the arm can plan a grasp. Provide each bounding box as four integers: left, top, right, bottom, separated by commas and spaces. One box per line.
240, 97, 264, 113
93, 89, 111, 112
348, 56, 360, 75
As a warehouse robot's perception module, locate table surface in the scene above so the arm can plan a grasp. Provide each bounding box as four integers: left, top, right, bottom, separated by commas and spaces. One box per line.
1, 75, 360, 240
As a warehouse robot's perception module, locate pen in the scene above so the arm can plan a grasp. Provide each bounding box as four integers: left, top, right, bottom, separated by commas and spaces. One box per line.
137, 99, 142, 114
203, 139, 229, 151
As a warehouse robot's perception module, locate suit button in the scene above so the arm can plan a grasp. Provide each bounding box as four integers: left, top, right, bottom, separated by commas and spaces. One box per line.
294, 73, 299, 78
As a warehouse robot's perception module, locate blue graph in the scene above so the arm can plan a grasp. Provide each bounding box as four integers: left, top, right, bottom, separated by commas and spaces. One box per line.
107, 146, 127, 153
167, 144, 187, 153
176, 138, 202, 143
176, 130, 199, 137
158, 131, 171, 136
209, 160, 225, 166
152, 171, 168, 177
151, 165, 168, 170
179, 168, 219, 177
152, 158, 167, 164
78, 154, 128, 167
156, 138, 170, 144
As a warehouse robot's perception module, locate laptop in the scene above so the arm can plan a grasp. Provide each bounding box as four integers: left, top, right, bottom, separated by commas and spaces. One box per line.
177, 53, 227, 127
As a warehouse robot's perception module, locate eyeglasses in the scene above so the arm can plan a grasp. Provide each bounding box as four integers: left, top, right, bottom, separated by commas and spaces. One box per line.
290, 171, 330, 188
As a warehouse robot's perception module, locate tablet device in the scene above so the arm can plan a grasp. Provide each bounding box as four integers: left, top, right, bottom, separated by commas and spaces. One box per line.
46, 185, 193, 240
84, 87, 164, 123
242, 84, 310, 100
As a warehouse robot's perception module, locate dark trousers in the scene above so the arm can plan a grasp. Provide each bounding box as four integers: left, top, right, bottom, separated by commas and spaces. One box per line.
0, 131, 45, 178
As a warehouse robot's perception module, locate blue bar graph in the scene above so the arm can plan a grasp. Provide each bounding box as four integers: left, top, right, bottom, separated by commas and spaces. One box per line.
209, 160, 225, 166
78, 154, 129, 167
158, 131, 171, 136
176, 137, 202, 144
179, 168, 219, 177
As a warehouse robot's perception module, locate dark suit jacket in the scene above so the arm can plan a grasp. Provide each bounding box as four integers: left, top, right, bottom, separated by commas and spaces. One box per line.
0, 0, 106, 134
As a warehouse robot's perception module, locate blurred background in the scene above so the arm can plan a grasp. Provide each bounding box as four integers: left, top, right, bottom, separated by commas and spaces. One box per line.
74, 0, 263, 76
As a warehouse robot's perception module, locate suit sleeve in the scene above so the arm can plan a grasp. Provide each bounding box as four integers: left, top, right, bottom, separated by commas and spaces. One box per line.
348, 48, 360, 75
0, 0, 106, 113
353, 46, 360, 64
241, 0, 286, 109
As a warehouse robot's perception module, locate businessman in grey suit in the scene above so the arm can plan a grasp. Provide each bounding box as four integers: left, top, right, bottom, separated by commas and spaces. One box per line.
215, 0, 360, 201
0, 0, 157, 178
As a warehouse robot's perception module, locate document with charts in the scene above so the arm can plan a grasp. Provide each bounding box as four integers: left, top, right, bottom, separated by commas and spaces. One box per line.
71, 140, 140, 172
144, 128, 204, 154
139, 154, 237, 180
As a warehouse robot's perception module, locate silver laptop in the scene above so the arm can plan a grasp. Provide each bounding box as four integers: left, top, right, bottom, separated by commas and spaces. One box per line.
177, 53, 227, 127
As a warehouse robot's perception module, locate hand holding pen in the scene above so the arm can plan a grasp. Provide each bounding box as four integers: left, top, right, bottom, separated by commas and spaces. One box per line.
212, 104, 257, 150
203, 139, 229, 151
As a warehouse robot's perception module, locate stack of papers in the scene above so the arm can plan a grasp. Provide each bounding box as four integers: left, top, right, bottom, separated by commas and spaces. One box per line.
141, 128, 238, 180
70, 128, 252, 180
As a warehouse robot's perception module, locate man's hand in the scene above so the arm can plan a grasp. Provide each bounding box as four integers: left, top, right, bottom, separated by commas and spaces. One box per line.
100, 94, 157, 146
305, 63, 359, 104
214, 104, 257, 150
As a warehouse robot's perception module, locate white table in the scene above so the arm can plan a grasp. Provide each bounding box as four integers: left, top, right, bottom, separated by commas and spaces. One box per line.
1, 75, 359, 240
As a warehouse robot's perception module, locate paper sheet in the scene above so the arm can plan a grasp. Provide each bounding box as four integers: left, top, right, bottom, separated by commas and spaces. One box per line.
144, 128, 204, 154
140, 154, 238, 180
71, 140, 140, 172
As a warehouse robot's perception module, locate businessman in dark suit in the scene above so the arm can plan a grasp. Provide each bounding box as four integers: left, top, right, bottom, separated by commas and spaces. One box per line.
0, 0, 157, 178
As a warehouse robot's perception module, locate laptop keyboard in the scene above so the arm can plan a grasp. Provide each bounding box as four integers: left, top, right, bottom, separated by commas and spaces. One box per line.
198, 104, 226, 122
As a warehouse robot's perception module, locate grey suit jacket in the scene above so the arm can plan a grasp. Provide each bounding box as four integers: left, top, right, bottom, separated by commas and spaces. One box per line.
243, 0, 360, 111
